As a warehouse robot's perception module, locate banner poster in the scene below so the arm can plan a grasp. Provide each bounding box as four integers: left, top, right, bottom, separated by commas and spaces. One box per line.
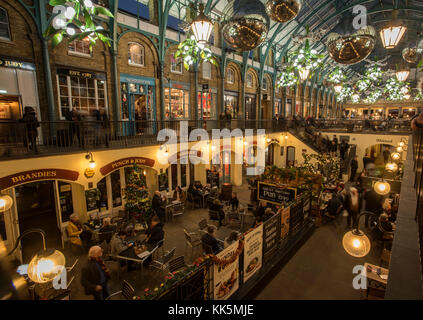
262, 212, 281, 263
243, 224, 263, 283
280, 206, 291, 240
213, 240, 240, 300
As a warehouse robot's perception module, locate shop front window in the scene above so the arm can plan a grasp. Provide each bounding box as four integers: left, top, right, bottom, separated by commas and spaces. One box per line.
171, 59, 183, 74
164, 87, 189, 119
58, 182, 73, 222
274, 100, 281, 116
111, 170, 122, 208
58, 74, 108, 119
198, 91, 216, 120
262, 78, 268, 91
97, 177, 108, 211
128, 42, 145, 66
224, 94, 238, 119
68, 39, 92, 56
0, 7, 10, 41
121, 82, 129, 120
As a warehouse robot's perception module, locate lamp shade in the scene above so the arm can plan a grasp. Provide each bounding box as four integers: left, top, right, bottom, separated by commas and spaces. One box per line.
27, 249, 66, 283
374, 180, 391, 195
342, 230, 371, 258
385, 162, 398, 172
396, 70, 409, 82
380, 25, 407, 49
0, 195, 13, 212
191, 3, 213, 44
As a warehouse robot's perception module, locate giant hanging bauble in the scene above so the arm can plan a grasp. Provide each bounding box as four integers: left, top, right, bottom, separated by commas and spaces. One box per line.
402, 47, 419, 64
265, 0, 302, 23
327, 26, 376, 65
221, 0, 270, 51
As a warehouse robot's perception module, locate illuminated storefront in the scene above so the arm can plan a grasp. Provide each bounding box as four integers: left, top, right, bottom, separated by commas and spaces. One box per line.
197, 88, 217, 120
164, 82, 190, 119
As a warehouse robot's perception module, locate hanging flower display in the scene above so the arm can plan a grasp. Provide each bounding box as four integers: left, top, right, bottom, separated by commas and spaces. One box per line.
351, 93, 361, 104
364, 87, 383, 103
174, 36, 218, 70
384, 78, 410, 101
364, 65, 383, 83
336, 85, 353, 102
356, 78, 371, 92
276, 66, 298, 87
328, 66, 346, 84
44, 0, 113, 49
288, 39, 325, 81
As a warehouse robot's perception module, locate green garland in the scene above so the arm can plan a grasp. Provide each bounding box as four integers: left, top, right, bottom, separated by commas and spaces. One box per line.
174, 36, 218, 71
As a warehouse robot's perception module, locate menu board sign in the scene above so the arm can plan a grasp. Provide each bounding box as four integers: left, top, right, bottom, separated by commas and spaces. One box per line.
280, 206, 290, 241
213, 241, 239, 300
289, 195, 305, 237
243, 224, 263, 283
257, 182, 297, 205
262, 212, 281, 263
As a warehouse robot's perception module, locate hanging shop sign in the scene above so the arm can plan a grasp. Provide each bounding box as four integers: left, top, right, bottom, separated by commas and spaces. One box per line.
257, 182, 297, 205
243, 224, 263, 283
262, 212, 281, 264
0, 169, 79, 190
120, 74, 155, 86
213, 240, 240, 300
0, 57, 36, 71
56, 67, 106, 80
100, 157, 155, 176
280, 206, 290, 241
84, 168, 95, 179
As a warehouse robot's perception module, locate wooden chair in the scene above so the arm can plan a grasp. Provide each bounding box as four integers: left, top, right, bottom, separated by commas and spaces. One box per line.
168, 256, 186, 274
106, 280, 135, 300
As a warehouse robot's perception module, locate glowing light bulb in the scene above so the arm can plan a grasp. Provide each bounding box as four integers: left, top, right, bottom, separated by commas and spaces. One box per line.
89, 160, 96, 169
65, 6, 76, 19
352, 239, 361, 248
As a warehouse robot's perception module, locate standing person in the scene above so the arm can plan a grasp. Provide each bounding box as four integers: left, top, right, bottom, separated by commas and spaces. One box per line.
225, 109, 232, 128
383, 146, 391, 164
81, 246, 111, 300
350, 156, 358, 182
344, 187, 362, 229
229, 192, 239, 211
66, 213, 84, 254
19, 106, 39, 153
152, 191, 166, 223
364, 188, 384, 228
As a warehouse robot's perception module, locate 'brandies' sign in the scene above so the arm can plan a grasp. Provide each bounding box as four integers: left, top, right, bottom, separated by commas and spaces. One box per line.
257, 182, 297, 205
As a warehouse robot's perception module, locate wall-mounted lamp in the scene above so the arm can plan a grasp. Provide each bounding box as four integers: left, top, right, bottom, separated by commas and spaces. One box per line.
85, 152, 96, 169
0, 195, 13, 212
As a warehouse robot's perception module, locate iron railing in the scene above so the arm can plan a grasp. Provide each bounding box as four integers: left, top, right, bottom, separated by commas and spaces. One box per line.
0, 119, 412, 160
413, 127, 423, 280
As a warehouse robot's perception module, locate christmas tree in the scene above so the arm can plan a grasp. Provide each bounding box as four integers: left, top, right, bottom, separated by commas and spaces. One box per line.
123, 164, 152, 222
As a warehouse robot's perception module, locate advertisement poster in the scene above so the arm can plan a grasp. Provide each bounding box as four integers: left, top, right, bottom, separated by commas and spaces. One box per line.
280, 206, 290, 240
243, 224, 263, 283
262, 212, 281, 263
213, 241, 239, 300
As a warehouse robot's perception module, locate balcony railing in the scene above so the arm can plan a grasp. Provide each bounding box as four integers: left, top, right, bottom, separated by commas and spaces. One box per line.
0, 119, 412, 160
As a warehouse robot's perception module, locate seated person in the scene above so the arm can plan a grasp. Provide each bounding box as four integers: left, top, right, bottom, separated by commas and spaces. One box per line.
229, 192, 239, 211
379, 213, 395, 233
252, 215, 264, 228
110, 231, 139, 271
98, 217, 116, 243
194, 181, 203, 190
144, 216, 165, 251
188, 184, 202, 203
224, 232, 239, 248
326, 192, 343, 219
209, 199, 225, 227
201, 226, 222, 254
172, 186, 187, 203
253, 201, 266, 220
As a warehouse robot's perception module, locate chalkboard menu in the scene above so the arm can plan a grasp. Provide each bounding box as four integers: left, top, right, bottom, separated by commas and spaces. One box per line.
289, 194, 306, 237
262, 212, 281, 263
257, 182, 297, 205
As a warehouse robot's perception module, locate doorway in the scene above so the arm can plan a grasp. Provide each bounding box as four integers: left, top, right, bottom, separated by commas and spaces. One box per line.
286, 146, 295, 167
245, 95, 256, 120
15, 181, 62, 263
132, 93, 152, 135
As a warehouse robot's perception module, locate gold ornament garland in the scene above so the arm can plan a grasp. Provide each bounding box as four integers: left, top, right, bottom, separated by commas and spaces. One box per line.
207, 240, 244, 267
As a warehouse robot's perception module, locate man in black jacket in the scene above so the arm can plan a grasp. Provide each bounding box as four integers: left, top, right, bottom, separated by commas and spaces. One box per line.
350, 156, 358, 182
81, 246, 110, 300
201, 226, 222, 254
152, 191, 166, 223
144, 216, 164, 251
19, 106, 39, 153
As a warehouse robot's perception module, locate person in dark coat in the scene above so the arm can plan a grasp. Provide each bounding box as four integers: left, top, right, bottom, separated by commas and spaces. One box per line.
382, 147, 391, 164
229, 192, 239, 211
81, 246, 111, 300
350, 156, 358, 182
343, 187, 362, 229
201, 226, 222, 254
19, 106, 39, 153
209, 199, 225, 227
144, 216, 164, 250
152, 191, 166, 223
364, 188, 384, 228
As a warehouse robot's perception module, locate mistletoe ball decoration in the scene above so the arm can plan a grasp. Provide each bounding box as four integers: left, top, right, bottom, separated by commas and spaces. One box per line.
276, 66, 298, 87
365, 88, 383, 103
364, 65, 383, 83
336, 85, 353, 102
356, 78, 371, 92
289, 40, 325, 79
384, 78, 410, 101
174, 36, 218, 71
45, 0, 114, 49
328, 66, 346, 84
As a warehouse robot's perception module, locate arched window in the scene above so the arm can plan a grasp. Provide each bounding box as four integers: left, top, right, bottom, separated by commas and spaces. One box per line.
262, 77, 268, 91
0, 7, 11, 40
246, 72, 253, 88
128, 42, 145, 66
226, 68, 235, 84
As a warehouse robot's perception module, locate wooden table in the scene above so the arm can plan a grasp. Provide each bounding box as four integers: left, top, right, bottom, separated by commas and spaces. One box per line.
362, 263, 389, 300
